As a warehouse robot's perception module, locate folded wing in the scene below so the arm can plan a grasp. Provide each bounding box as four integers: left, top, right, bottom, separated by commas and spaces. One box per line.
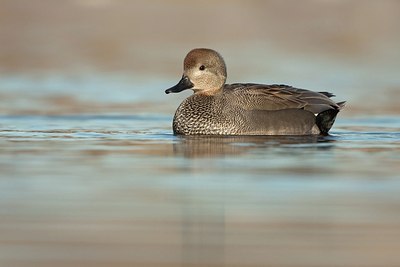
226, 83, 345, 114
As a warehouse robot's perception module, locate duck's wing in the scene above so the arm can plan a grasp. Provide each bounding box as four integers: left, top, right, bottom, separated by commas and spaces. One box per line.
225, 83, 345, 114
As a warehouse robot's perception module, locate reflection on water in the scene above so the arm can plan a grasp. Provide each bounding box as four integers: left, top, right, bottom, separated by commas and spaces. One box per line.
173, 135, 334, 158
1, 114, 400, 267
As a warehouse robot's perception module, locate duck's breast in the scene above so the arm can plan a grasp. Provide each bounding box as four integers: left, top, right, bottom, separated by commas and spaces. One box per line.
172, 95, 237, 135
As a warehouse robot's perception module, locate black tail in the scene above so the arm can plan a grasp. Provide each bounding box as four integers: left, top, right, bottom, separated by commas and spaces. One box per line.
316, 109, 340, 134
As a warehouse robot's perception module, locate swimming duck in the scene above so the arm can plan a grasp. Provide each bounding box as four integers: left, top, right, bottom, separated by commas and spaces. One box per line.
165, 48, 345, 135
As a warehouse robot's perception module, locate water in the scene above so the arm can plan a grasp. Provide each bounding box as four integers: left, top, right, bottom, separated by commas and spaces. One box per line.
1, 113, 400, 267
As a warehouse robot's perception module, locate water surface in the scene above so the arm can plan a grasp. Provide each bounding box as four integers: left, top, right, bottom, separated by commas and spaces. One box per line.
1, 114, 400, 267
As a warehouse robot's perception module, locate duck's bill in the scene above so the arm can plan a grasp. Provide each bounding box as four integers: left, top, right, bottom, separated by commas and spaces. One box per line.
165, 75, 194, 94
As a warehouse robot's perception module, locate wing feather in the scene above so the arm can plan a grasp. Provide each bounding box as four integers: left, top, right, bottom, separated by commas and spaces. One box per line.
224, 83, 341, 114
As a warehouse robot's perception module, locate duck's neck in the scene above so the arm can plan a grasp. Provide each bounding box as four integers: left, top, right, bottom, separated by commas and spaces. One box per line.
195, 86, 224, 96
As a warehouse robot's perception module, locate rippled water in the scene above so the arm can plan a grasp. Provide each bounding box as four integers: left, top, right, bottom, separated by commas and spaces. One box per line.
1, 113, 400, 267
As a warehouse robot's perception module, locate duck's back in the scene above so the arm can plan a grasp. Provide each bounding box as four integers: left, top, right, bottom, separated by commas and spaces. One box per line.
226, 83, 342, 113
172, 84, 344, 135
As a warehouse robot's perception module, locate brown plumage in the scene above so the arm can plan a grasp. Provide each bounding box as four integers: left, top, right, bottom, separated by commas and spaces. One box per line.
165, 48, 345, 135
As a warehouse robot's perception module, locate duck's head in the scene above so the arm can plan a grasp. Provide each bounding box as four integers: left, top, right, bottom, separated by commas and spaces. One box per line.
165, 48, 227, 95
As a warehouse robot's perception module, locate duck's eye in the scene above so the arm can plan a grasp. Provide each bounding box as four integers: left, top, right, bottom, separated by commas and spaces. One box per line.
199, 65, 205, 71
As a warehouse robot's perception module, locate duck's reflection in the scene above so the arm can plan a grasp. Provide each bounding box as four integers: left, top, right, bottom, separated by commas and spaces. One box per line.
173, 135, 336, 158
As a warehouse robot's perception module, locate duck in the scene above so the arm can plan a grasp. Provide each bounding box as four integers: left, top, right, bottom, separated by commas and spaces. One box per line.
165, 48, 345, 135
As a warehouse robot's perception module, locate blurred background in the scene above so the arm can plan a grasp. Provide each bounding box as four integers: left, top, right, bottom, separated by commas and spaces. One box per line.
1, 0, 400, 115
1, 1, 400, 267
